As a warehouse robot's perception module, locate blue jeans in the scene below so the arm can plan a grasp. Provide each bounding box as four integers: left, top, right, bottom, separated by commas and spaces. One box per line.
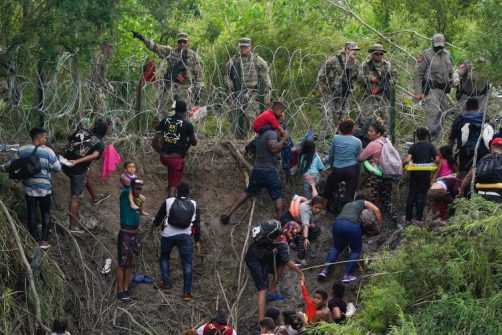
324, 219, 362, 275
160, 234, 194, 294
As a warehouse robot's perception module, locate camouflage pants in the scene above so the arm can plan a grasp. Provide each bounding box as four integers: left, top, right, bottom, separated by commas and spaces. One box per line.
230, 90, 262, 139
424, 88, 449, 136
322, 92, 350, 134
361, 173, 400, 228
358, 95, 390, 138
452, 93, 488, 117
90, 86, 106, 118
157, 84, 195, 119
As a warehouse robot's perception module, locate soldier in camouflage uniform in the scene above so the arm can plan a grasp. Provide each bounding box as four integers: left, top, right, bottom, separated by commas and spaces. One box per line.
452, 57, 490, 115
413, 33, 453, 136
224, 37, 271, 139
89, 43, 114, 119
132, 31, 204, 117
0, 46, 19, 113
358, 44, 397, 143
317, 41, 360, 131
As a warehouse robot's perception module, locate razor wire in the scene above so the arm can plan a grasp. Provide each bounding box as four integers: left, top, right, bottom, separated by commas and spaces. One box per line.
1, 45, 501, 153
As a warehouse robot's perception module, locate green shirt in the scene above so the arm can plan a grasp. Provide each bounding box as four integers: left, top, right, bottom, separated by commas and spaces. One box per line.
336, 200, 365, 224
120, 188, 140, 229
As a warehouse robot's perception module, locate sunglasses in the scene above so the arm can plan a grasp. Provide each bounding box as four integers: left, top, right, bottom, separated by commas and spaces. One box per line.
373, 52, 384, 56
178, 40, 188, 44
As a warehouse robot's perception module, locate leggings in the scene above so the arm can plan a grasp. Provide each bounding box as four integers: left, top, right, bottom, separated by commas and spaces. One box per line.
363, 173, 400, 227
323, 164, 360, 211
405, 171, 430, 221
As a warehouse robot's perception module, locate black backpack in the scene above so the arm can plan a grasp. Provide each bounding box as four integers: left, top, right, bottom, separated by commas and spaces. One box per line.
475, 153, 502, 184
168, 197, 195, 229
8, 146, 41, 181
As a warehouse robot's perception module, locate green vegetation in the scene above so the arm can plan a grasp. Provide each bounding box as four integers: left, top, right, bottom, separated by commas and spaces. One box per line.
305, 195, 502, 334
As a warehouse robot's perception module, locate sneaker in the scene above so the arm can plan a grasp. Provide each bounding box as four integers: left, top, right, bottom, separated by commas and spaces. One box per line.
317, 271, 327, 280
69, 226, 85, 234
93, 193, 111, 205
220, 214, 230, 225
117, 292, 133, 304
342, 274, 357, 283
266, 292, 284, 301
295, 258, 307, 267
39, 241, 51, 250
182, 293, 193, 301
157, 282, 172, 292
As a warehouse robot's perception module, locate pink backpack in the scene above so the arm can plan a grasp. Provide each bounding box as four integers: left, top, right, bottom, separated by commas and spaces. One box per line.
376, 138, 403, 178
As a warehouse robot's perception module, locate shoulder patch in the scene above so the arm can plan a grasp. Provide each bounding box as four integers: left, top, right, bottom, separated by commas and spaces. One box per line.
417, 55, 425, 63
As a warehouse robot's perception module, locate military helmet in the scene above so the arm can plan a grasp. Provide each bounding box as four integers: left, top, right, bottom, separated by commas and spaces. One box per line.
432, 33, 445, 47
368, 44, 386, 53
239, 37, 252, 47
344, 41, 360, 50
177, 32, 189, 42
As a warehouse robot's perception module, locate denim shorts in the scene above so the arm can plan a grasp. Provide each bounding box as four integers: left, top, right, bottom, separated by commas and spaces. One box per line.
68, 172, 88, 198
246, 169, 283, 200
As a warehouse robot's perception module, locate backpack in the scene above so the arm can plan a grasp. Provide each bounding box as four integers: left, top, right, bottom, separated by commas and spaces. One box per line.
460, 119, 493, 158
203, 323, 231, 335
251, 220, 282, 245
8, 145, 41, 181
376, 138, 403, 178
167, 197, 195, 229
475, 153, 502, 184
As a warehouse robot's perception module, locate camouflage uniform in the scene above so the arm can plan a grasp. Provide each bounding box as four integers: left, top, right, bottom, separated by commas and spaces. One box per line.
359, 44, 398, 135
317, 42, 360, 130
142, 33, 204, 117
89, 49, 111, 118
224, 38, 271, 138
0, 47, 19, 112
413, 34, 453, 135
452, 61, 490, 114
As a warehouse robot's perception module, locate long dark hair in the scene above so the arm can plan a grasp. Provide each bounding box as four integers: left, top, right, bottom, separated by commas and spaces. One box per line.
299, 140, 316, 174
439, 145, 456, 170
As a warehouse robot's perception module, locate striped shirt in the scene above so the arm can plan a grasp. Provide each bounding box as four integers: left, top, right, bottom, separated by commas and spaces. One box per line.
5, 144, 61, 196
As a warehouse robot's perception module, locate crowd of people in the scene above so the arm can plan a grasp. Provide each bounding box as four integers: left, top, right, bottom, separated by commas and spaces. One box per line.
1, 30, 501, 334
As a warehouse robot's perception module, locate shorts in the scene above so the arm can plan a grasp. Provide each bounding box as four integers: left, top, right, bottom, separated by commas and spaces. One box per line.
117, 230, 140, 268
68, 172, 88, 198
246, 169, 283, 200
245, 252, 269, 291
160, 155, 185, 188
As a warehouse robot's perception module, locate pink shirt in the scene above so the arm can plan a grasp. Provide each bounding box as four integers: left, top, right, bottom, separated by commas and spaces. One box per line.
438, 159, 453, 177
359, 137, 383, 165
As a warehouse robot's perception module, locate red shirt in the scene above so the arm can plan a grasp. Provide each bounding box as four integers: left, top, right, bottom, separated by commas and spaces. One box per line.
253, 109, 280, 133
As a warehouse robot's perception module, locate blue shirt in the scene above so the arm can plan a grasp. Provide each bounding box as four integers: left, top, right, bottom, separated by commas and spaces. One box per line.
329, 135, 362, 168
299, 153, 325, 176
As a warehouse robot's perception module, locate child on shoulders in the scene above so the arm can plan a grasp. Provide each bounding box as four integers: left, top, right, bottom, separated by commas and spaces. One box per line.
253, 101, 287, 139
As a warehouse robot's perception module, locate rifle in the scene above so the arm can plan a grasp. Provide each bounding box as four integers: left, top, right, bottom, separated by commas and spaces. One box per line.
163, 49, 189, 90
367, 61, 392, 100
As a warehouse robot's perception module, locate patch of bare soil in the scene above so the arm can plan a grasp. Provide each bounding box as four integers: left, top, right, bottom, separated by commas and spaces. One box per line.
45, 139, 401, 334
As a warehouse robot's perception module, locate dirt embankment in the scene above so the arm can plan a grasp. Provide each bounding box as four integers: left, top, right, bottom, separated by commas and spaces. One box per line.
37, 139, 400, 334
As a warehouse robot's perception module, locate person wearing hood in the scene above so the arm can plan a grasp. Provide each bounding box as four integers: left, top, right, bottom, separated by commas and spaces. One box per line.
448, 97, 494, 177
412, 33, 453, 136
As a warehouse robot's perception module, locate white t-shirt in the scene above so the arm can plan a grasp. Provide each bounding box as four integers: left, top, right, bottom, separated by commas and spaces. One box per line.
161, 197, 197, 238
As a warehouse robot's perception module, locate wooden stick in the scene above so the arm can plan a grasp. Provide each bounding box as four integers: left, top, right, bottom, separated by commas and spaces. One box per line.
221, 140, 253, 171
0, 200, 50, 333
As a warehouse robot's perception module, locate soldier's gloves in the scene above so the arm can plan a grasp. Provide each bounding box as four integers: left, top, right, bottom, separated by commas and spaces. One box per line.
131, 31, 145, 42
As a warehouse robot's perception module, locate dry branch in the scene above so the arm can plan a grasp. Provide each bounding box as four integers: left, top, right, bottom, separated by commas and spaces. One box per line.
0, 200, 50, 333
221, 140, 253, 171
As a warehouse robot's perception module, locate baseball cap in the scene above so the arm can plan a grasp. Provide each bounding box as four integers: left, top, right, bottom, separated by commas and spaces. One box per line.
491, 137, 502, 146
131, 178, 144, 189
345, 41, 360, 50
239, 37, 251, 47
177, 32, 189, 42
432, 33, 445, 47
